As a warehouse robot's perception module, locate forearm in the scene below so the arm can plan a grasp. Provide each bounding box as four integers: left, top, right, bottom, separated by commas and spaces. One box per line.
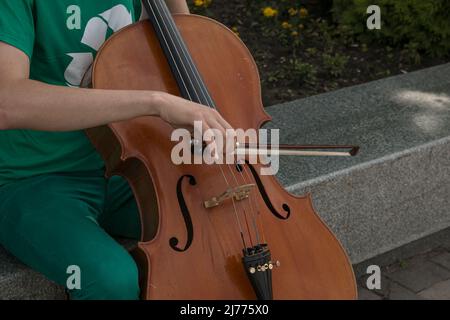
0, 1, 232, 136
0, 79, 163, 131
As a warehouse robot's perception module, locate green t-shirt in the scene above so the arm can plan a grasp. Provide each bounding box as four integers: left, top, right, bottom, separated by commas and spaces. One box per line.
0, 0, 143, 186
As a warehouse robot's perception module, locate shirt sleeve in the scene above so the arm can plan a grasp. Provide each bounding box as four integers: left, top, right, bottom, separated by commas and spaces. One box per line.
0, 0, 35, 59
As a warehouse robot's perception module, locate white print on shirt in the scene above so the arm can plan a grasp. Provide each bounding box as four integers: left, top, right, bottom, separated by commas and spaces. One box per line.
64, 5, 133, 87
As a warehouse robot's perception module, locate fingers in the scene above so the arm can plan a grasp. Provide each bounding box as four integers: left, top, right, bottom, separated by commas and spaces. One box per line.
199, 107, 236, 159
213, 109, 233, 131
201, 108, 232, 137
201, 120, 221, 160
164, 95, 236, 156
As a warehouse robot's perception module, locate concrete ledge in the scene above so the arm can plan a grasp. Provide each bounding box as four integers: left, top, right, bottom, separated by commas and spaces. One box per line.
0, 247, 65, 300
286, 136, 450, 264
266, 63, 450, 264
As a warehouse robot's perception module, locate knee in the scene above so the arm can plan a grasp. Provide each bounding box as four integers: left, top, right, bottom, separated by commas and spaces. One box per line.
97, 265, 140, 300
71, 259, 140, 300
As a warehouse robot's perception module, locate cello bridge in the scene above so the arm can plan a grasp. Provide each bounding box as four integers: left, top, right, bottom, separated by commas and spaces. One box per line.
204, 184, 256, 209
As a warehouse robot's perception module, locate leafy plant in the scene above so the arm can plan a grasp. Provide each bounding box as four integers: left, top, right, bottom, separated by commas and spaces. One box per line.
332, 0, 450, 58
289, 58, 318, 85
322, 53, 349, 77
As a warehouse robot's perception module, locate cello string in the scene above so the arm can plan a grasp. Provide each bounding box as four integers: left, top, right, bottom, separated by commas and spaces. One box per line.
149, 0, 249, 248
242, 164, 267, 244
142, 1, 191, 106
157, 0, 263, 249
237, 163, 262, 245
153, 0, 258, 245
155, 0, 262, 247
224, 162, 256, 246
154, 1, 215, 108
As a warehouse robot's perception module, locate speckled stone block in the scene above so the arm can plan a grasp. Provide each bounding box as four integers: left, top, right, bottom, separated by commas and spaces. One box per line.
0, 247, 65, 300
265, 63, 450, 264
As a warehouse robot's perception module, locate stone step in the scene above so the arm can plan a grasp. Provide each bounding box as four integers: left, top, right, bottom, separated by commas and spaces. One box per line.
0, 239, 135, 300
0, 247, 65, 300
1, 63, 449, 299
265, 62, 450, 264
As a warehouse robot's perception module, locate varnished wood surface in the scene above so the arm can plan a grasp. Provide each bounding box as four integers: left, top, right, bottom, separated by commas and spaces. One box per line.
87, 14, 357, 300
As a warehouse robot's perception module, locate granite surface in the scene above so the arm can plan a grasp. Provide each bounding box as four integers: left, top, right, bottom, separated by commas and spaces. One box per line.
265, 63, 450, 186
0, 247, 65, 300
265, 63, 450, 263
289, 136, 450, 263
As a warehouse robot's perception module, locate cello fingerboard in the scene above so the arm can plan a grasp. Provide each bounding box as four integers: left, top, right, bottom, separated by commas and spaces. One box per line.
143, 0, 216, 108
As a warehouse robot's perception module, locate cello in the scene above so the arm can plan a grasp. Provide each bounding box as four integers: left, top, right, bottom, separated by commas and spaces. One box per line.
86, 0, 358, 299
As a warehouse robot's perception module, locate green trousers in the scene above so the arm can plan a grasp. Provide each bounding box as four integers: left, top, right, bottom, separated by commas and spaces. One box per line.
0, 171, 142, 300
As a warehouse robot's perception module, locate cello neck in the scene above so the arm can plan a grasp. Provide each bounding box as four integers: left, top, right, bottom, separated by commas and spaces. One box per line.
142, 0, 215, 106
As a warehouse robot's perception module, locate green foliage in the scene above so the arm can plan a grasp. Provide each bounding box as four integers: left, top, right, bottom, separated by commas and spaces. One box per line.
332, 0, 450, 58
322, 53, 349, 77
289, 58, 317, 85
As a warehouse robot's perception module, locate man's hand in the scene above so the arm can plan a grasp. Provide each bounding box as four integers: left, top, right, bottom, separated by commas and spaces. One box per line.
157, 92, 232, 138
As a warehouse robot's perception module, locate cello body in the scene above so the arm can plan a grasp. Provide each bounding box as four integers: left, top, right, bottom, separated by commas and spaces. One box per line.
87, 13, 357, 300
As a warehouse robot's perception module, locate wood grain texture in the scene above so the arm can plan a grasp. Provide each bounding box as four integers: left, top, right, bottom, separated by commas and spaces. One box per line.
87, 14, 357, 300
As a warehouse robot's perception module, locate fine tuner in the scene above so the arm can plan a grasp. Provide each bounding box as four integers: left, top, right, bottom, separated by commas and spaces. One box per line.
249, 260, 281, 274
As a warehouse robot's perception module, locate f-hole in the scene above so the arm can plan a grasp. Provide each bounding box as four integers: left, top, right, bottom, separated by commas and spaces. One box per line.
245, 162, 291, 220
171, 175, 197, 252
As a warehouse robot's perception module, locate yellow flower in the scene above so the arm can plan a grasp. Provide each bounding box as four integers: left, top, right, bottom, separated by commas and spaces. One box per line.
194, 0, 204, 6
291, 31, 299, 37
299, 8, 308, 18
262, 7, 278, 18
288, 8, 298, 16
281, 21, 292, 29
